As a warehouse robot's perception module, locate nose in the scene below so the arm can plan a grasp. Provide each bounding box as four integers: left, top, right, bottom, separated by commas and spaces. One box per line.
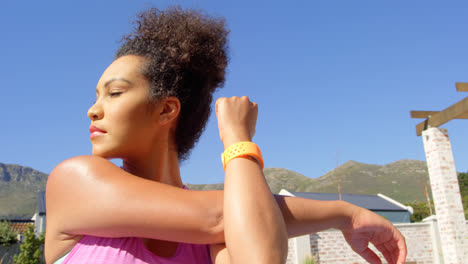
87, 101, 103, 121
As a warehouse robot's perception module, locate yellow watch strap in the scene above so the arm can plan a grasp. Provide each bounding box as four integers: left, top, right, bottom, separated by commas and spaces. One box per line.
221, 141, 264, 170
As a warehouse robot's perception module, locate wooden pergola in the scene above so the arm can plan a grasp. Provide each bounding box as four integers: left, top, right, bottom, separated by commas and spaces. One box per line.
411, 83, 468, 135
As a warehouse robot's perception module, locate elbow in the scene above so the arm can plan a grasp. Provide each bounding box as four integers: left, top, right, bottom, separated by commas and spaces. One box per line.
281, 235, 289, 262
270, 209, 289, 263
254, 223, 289, 264
278, 225, 289, 263
199, 191, 225, 244
251, 240, 289, 264
270, 238, 289, 264
271, 218, 289, 263
205, 207, 225, 243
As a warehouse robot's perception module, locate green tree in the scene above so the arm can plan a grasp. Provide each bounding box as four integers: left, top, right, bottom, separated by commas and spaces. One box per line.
407, 201, 434, 222
302, 254, 317, 264
458, 172, 468, 219
0, 220, 18, 246
13, 225, 45, 264
408, 172, 468, 222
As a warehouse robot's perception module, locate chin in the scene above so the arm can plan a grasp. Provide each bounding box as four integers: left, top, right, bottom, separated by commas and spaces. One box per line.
92, 145, 120, 159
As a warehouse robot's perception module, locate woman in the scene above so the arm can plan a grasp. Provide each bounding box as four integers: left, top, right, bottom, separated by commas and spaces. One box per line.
45, 6, 407, 264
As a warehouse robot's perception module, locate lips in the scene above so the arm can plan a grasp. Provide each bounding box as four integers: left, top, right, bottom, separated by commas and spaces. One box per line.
89, 125, 107, 138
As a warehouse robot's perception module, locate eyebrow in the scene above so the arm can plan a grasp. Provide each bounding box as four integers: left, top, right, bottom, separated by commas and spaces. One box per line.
96, 78, 133, 94
104, 78, 132, 87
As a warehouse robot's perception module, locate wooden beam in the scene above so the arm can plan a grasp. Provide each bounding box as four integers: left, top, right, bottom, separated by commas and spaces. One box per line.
411, 111, 468, 119
456, 82, 468, 92
415, 97, 468, 136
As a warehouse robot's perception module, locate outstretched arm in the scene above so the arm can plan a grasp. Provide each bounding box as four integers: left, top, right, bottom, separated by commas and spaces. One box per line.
274, 196, 407, 264
46, 156, 225, 244
46, 158, 405, 264
212, 196, 406, 264
216, 96, 288, 263
47, 155, 345, 244
46, 156, 406, 264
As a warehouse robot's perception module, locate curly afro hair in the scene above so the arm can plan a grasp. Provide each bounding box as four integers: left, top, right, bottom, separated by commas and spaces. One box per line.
115, 6, 229, 161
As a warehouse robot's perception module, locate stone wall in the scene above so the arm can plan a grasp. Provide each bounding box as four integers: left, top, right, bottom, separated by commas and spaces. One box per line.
286, 237, 296, 264
286, 220, 468, 264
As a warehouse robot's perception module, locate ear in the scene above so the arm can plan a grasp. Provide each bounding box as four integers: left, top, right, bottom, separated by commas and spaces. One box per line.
157, 97, 181, 126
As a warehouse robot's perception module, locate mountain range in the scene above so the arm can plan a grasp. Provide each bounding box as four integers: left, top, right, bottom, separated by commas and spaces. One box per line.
0, 163, 48, 219
0, 159, 432, 220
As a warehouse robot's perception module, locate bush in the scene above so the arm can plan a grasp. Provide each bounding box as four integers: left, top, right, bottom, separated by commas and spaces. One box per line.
13, 225, 45, 264
0, 220, 18, 246
407, 201, 434, 222
302, 254, 318, 264
408, 172, 468, 222
458, 172, 468, 219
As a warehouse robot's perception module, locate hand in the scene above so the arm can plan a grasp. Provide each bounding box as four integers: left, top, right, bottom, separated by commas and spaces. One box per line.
215, 96, 258, 148
341, 207, 407, 264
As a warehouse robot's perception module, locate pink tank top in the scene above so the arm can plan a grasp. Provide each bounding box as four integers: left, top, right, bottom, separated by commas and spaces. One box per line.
60, 235, 212, 264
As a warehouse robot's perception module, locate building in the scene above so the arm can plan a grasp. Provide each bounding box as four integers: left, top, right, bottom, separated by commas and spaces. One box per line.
279, 189, 413, 223
31, 191, 46, 237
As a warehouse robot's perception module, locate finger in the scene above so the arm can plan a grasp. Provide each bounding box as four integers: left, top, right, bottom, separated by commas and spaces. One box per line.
252, 102, 258, 112
384, 242, 397, 264
215, 97, 225, 114
252, 102, 258, 120
395, 234, 407, 264
375, 244, 394, 264
251, 103, 258, 138
379, 239, 398, 264
385, 228, 407, 264
357, 248, 382, 264
388, 237, 406, 264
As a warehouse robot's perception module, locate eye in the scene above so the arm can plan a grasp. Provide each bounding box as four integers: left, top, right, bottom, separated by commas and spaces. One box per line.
110, 91, 122, 97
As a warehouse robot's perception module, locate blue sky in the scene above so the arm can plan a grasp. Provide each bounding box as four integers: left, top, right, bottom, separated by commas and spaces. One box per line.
1, 0, 468, 185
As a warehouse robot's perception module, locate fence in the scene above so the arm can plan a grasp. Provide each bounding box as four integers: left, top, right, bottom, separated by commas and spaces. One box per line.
0, 244, 20, 264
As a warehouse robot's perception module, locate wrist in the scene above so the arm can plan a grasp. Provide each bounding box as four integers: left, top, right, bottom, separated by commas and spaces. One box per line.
334, 200, 356, 231
221, 141, 264, 170
222, 136, 252, 150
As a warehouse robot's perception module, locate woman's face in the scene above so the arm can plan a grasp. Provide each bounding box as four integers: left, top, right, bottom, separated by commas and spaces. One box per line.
88, 55, 161, 159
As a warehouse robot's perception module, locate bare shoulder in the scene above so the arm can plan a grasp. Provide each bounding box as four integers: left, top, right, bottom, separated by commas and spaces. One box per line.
45, 155, 224, 262
45, 155, 115, 263
45, 155, 215, 237
46, 155, 124, 211
45, 155, 124, 232
47, 155, 117, 186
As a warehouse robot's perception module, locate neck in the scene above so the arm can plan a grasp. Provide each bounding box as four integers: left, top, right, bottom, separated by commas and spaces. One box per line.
121, 138, 183, 188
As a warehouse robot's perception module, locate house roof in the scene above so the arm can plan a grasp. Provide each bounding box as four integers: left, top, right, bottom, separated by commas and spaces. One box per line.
288, 192, 408, 211
4, 220, 34, 234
